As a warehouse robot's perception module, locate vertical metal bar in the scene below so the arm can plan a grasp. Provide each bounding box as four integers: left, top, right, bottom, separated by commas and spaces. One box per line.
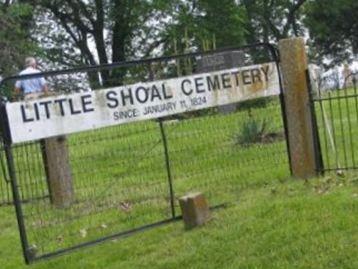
270, 46, 293, 175
343, 85, 356, 167
336, 89, 349, 168
318, 99, 331, 170
159, 120, 176, 218
148, 61, 176, 218
40, 139, 53, 203
1, 139, 12, 204
353, 77, 358, 168
306, 69, 324, 174
354, 77, 358, 118
0, 142, 10, 183
24, 143, 34, 201
316, 82, 331, 169
33, 142, 43, 199
0, 142, 9, 204
0, 103, 32, 264
4, 144, 33, 263
328, 92, 339, 169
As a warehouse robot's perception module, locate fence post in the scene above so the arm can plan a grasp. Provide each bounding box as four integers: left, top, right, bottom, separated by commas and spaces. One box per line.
43, 136, 74, 207
278, 37, 319, 178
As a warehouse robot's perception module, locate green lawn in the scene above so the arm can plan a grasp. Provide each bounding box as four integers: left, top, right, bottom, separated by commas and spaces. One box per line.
1, 175, 357, 269
0, 93, 357, 268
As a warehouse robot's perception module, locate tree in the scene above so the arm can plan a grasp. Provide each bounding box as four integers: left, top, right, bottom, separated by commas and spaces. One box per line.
194, 0, 246, 48
159, 0, 246, 55
23, 0, 171, 87
19, 0, 249, 89
304, 0, 358, 67
241, 0, 307, 43
0, 2, 37, 78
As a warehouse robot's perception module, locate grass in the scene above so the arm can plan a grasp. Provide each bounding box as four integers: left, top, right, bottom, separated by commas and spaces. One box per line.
0, 98, 290, 259
0, 175, 357, 269
0, 91, 357, 267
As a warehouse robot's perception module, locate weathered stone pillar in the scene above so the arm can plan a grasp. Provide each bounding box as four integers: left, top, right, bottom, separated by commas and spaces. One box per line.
43, 136, 74, 207
279, 37, 319, 178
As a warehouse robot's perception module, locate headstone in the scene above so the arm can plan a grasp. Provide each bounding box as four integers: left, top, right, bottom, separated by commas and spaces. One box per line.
197, 51, 246, 114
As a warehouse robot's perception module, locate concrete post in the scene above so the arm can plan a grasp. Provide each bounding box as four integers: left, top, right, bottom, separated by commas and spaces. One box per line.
179, 192, 210, 229
43, 136, 74, 207
279, 37, 319, 178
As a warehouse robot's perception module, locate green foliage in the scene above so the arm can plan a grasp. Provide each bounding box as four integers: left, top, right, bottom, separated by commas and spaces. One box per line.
235, 115, 269, 146
240, 0, 306, 43
236, 96, 274, 111
23, 0, 173, 87
163, 0, 246, 55
0, 3, 37, 78
195, 0, 246, 48
305, 0, 358, 66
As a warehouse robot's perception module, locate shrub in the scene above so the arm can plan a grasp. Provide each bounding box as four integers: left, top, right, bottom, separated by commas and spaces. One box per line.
235, 116, 268, 146
234, 114, 285, 147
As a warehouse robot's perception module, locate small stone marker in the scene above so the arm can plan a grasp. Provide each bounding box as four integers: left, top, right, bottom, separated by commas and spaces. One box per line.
179, 192, 210, 229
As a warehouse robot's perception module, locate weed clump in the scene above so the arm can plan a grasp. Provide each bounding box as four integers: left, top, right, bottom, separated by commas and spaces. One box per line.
234, 113, 284, 147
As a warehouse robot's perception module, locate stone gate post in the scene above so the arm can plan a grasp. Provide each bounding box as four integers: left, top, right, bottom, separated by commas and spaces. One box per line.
279, 37, 321, 178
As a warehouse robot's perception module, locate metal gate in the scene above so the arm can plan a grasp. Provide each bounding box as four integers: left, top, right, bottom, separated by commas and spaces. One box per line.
310, 72, 358, 173
0, 44, 291, 263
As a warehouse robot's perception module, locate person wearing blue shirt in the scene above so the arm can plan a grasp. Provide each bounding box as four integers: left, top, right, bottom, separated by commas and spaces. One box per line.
14, 57, 48, 101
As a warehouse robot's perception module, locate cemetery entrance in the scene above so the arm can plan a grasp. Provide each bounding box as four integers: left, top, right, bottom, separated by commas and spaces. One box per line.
0, 44, 291, 263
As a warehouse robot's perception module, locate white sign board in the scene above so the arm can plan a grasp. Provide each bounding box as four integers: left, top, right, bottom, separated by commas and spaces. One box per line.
6, 62, 280, 144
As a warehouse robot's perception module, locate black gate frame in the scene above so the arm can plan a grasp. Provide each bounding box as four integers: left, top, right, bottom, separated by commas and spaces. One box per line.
0, 43, 291, 264
308, 71, 358, 174
306, 70, 325, 175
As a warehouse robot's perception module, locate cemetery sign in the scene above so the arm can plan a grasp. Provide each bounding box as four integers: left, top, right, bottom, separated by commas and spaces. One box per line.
6, 62, 280, 143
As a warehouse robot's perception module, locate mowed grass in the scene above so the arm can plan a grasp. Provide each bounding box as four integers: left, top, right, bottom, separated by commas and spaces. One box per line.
0, 175, 357, 269
1, 98, 290, 258
0, 93, 357, 268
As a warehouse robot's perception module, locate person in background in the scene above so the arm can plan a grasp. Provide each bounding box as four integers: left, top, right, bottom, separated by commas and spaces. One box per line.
14, 57, 48, 101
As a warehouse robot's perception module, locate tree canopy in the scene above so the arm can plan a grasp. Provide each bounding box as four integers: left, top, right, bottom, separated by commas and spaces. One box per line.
241, 0, 306, 44
305, 0, 358, 67
0, 2, 37, 77
0, 0, 357, 81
